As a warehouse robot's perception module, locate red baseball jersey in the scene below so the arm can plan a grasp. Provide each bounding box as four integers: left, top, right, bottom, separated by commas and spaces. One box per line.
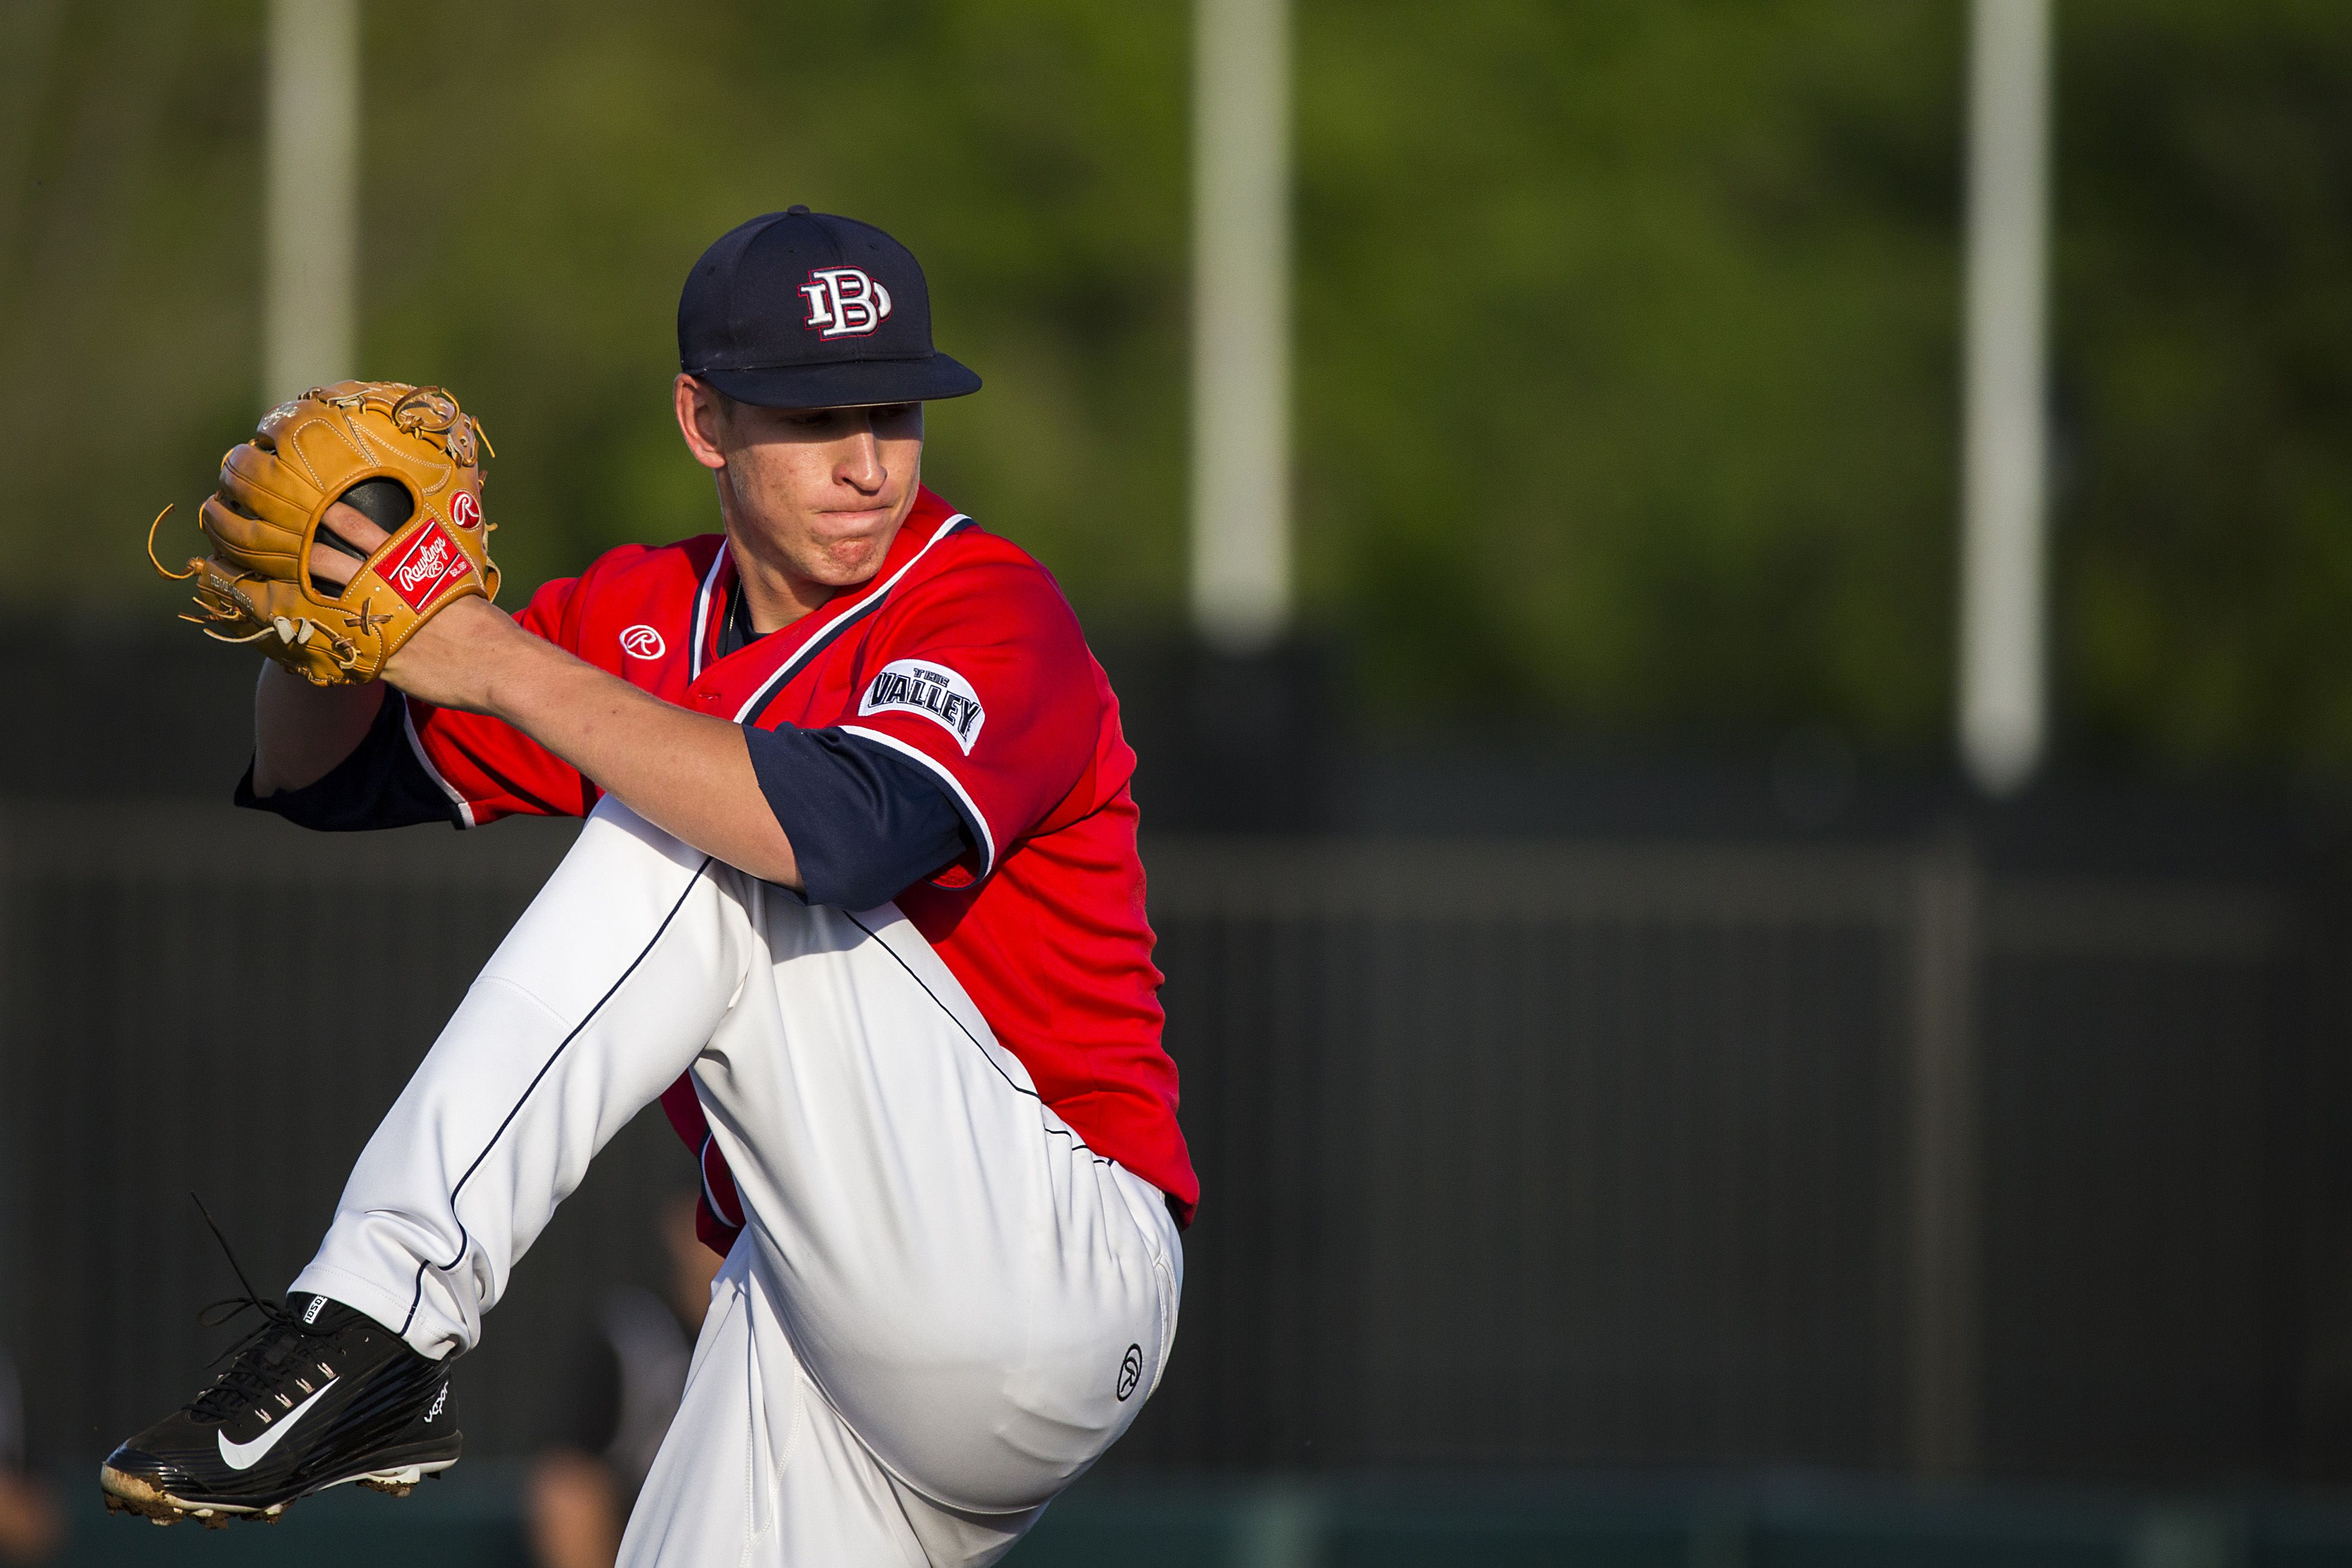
398, 487, 1196, 1225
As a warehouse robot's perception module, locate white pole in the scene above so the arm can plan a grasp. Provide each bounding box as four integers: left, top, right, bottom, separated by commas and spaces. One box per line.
264, 0, 358, 403
1190, 0, 1293, 652
1957, 0, 2053, 795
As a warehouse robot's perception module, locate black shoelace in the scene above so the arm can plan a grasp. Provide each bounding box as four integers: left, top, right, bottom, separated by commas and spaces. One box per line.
185, 1195, 330, 1424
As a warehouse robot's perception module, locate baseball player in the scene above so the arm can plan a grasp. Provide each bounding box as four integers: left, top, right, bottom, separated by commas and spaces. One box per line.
101, 208, 1194, 1566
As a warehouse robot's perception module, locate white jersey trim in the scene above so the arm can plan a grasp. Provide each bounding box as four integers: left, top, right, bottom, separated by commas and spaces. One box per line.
728, 514, 973, 725
838, 723, 998, 878
698, 1131, 743, 1228
401, 694, 476, 829
688, 540, 728, 681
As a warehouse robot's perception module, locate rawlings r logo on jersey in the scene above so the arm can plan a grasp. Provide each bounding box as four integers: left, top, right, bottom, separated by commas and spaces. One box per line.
859, 659, 984, 753
800, 267, 894, 338
379, 519, 475, 613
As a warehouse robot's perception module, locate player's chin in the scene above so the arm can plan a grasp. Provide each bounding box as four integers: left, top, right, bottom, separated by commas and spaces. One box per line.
805, 534, 891, 585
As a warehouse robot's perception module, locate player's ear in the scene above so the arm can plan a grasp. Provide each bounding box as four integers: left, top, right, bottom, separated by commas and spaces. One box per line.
674, 374, 730, 472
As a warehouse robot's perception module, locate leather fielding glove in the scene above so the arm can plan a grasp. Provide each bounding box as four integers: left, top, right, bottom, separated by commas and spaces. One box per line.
150, 381, 499, 686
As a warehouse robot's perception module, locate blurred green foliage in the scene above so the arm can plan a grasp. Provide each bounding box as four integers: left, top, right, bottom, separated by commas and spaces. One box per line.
3, 1, 2348, 773
2059, 0, 2352, 776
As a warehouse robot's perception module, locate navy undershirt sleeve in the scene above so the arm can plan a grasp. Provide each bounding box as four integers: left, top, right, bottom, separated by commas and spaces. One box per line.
235, 690, 460, 831
742, 725, 971, 909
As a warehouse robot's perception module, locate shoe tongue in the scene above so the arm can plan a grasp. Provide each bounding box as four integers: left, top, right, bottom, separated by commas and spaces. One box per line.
282, 1293, 362, 1333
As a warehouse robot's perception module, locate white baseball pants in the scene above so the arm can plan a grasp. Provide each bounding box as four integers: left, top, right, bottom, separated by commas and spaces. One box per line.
292, 799, 1183, 1566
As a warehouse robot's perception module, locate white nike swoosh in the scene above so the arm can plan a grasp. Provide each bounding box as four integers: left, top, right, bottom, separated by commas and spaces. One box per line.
217, 1379, 339, 1471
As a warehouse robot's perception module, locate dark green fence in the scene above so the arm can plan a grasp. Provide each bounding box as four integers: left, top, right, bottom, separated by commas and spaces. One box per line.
1, 807, 2345, 1491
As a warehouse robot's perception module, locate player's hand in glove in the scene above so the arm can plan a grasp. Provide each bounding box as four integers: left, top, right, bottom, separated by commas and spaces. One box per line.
150, 381, 499, 686
297, 499, 521, 712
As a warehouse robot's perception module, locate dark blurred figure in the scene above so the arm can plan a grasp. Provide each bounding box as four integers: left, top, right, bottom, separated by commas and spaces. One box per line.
0, 1345, 59, 1564
527, 1195, 724, 1568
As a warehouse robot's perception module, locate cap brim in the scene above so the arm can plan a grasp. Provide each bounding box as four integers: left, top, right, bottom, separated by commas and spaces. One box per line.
695, 353, 981, 409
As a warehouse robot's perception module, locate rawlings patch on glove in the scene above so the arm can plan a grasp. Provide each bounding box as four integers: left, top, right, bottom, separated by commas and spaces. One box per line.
150, 381, 499, 686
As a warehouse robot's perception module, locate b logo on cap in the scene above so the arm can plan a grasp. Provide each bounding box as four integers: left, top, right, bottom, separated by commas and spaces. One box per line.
800, 268, 894, 339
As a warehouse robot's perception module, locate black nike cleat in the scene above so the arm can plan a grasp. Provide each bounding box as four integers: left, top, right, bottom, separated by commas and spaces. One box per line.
99, 1292, 461, 1529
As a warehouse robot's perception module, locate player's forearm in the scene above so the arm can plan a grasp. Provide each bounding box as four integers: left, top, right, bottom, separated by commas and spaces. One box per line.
452, 621, 801, 886
251, 663, 387, 797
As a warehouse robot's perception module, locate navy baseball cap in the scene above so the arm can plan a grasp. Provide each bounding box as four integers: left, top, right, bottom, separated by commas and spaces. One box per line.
677, 207, 981, 409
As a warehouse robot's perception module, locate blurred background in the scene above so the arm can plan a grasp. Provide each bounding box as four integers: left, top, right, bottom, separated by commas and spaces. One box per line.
7, 0, 2352, 1563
